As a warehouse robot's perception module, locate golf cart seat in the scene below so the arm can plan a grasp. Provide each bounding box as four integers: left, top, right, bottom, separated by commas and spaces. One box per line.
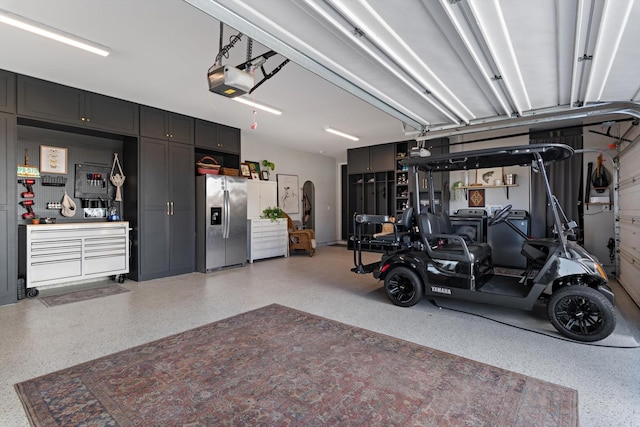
418, 212, 491, 263
371, 207, 415, 245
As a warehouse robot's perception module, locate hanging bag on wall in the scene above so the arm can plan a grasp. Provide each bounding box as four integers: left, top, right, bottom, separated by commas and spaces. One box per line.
61, 191, 77, 217
591, 153, 610, 192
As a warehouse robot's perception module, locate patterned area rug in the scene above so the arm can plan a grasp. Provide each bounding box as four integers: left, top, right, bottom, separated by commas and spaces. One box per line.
15, 304, 578, 426
39, 284, 129, 307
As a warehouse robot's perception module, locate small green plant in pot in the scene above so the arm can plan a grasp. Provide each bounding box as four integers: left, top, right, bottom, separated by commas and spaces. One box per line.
261, 206, 286, 221
261, 160, 275, 171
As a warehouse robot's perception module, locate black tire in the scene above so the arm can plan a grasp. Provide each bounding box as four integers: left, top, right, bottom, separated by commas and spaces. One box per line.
26, 288, 39, 298
547, 285, 616, 342
384, 266, 423, 307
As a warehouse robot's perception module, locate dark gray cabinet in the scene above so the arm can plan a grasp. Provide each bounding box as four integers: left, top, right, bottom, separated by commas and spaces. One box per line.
195, 119, 240, 154
216, 124, 240, 154
140, 106, 194, 145
347, 143, 394, 174
83, 92, 139, 134
16, 76, 139, 134
138, 137, 195, 280
0, 113, 17, 305
0, 70, 15, 113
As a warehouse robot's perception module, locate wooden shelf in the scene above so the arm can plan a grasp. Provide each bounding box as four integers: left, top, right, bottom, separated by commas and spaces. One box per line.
462, 184, 518, 199
461, 184, 517, 189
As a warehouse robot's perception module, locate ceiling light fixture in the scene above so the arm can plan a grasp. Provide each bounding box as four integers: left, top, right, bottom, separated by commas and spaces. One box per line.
325, 127, 360, 141
232, 97, 283, 115
0, 8, 110, 57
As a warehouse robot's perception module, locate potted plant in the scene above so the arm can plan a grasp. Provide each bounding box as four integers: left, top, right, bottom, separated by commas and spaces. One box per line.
261, 160, 275, 180
31, 215, 40, 224
261, 206, 286, 222
261, 160, 275, 171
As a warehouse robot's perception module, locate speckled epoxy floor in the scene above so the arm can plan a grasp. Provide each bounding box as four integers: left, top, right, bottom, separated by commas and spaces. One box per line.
1, 245, 639, 426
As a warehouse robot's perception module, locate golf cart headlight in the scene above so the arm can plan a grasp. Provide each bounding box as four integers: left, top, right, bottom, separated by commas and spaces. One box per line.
578, 259, 607, 280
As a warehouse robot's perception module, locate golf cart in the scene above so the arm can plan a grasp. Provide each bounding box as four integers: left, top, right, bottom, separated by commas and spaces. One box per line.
352, 143, 615, 342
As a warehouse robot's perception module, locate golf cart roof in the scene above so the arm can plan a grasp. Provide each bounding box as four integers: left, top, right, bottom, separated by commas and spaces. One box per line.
401, 143, 574, 172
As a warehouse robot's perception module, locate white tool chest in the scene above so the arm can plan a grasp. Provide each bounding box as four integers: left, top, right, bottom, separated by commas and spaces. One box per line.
20, 222, 129, 288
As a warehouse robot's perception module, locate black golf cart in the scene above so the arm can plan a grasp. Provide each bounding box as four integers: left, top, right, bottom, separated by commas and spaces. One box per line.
352, 143, 615, 342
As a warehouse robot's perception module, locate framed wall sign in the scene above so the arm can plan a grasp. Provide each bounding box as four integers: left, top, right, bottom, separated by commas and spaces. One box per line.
468, 189, 485, 207
245, 160, 261, 180
475, 167, 503, 186
40, 145, 68, 174
240, 163, 251, 178
277, 174, 299, 213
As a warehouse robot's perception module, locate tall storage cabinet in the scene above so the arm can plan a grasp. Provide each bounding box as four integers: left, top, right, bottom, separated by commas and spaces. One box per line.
247, 180, 277, 218
0, 113, 16, 305
137, 137, 195, 280
246, 180, 287, 262
0, 70, 16, 113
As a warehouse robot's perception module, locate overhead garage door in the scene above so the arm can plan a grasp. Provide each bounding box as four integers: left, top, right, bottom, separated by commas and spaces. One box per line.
618, 140, 640, 306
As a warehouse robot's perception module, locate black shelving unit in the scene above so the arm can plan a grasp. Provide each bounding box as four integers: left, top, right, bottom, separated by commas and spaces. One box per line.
395, 141, 410, 217
348, 170, 394, 251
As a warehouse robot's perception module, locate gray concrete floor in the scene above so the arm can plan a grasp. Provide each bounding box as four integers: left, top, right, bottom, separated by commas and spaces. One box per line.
1, 245, 639, 426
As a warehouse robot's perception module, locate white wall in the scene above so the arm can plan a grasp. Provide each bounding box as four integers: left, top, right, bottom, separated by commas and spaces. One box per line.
448, 132, 531, 215
241, 134, 337, 245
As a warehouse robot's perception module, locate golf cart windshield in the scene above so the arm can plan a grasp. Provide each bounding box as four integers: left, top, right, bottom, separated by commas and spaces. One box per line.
400, 143, 575, 256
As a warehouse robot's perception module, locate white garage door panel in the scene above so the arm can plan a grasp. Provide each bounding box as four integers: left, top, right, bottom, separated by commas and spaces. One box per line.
618, 184, 640, 213
618, 140, 640, 306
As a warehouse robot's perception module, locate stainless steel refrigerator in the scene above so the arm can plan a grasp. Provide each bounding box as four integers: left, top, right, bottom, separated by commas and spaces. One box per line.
196, 175, 247, 271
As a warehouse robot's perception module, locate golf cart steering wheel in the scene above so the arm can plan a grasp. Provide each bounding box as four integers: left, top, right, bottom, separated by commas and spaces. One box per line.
488, 204, 513, 226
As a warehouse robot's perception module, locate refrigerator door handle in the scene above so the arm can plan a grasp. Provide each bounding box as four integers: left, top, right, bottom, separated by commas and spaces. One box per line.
170, 201, 174, 216
166, 201, 170, 216
224, 190, 230, 239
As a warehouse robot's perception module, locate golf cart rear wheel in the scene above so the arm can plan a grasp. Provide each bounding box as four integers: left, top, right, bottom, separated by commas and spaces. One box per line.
384, 266, 423, 307
547, 285, 616, 342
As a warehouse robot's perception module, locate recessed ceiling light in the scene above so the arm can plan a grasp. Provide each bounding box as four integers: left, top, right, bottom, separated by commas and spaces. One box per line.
0, 8, 110, 57
233, 97, 283, 115
325, 127, 359, 141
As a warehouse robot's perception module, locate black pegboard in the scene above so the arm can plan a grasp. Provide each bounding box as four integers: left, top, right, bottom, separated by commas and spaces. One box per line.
16, 126, 124, 223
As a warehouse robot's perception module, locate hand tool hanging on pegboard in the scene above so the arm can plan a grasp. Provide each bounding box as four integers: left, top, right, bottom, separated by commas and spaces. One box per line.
19, 178, 35, 198
20, 199, 35, 219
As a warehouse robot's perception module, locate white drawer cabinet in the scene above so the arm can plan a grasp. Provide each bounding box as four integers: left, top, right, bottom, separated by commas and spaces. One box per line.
247, 219, 288, 263
20, 222, 130, 288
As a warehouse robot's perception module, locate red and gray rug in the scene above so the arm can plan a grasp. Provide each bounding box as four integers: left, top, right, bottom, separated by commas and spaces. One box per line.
15, 304, 578, 426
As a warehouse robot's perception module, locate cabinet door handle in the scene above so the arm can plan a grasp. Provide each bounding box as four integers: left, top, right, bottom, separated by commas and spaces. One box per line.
166, 202, 171, 215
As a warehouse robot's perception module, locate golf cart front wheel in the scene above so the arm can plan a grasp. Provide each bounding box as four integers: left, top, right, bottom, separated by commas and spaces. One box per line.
547, 285, 616, 342
384, 266, 423, 307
